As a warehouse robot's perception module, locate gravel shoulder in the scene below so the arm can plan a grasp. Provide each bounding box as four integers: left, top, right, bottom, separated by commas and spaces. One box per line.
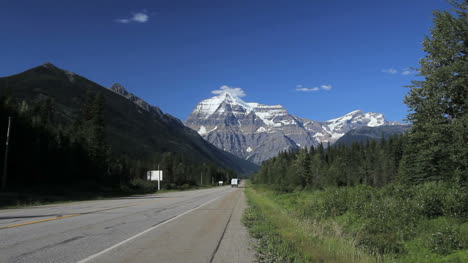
212, 187, 257, 263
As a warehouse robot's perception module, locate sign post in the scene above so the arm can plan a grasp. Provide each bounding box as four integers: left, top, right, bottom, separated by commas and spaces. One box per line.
158, 174, 160, 191
157, 164, 160, 191
147, 169, 163, 191
1, 117, 11, 192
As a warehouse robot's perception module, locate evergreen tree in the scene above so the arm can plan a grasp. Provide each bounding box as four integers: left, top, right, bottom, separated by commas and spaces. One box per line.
402, 1, 468, 183
295, 148, 311, 187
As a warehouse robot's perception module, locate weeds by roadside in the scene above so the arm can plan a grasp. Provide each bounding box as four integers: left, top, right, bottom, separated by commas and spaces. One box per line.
243, 183, 468, 263
243, 185, 379, 263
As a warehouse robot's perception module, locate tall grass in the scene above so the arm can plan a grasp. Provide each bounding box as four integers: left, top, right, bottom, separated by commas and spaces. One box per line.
244, 182, 468, 262
244, 186, 382, 263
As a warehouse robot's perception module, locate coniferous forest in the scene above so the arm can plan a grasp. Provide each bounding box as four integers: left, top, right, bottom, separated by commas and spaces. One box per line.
0, 87, 237, 205
246, 2, 467, 262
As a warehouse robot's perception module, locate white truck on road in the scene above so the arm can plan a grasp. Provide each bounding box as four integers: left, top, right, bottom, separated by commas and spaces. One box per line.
231, 178, 239, 187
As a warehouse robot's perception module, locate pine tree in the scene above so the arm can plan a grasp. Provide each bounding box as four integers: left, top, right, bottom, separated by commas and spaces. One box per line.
297, 148, 312, 187
402, 1, 468, 183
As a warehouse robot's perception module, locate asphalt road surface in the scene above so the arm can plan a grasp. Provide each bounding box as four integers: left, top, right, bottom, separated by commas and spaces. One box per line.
0, 185, 256, 263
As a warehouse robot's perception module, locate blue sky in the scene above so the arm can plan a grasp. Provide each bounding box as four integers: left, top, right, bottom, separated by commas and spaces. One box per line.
0, 0, 452, 122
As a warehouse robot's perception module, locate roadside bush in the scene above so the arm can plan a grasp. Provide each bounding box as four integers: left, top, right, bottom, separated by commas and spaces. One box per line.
430, 228, 464, 255
417, 218, 468, 256
314, 188, 350, 218
356, 195, 419, 254
358, 232, 405, 255
296, 182, 468, 258
122, 177, 156, 193
180, 183, 191, 190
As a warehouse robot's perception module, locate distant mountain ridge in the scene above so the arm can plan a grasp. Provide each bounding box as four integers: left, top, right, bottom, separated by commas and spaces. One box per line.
0, 63, 257, 174
185, 91, 406, 164
334, 125, 410, 146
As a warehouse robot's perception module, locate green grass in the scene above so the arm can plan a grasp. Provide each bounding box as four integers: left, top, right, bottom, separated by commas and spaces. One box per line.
243, 185, 382, 263
244, 183, 468, 263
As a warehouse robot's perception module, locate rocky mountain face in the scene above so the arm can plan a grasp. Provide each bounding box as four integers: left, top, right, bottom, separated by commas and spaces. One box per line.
185, 91, 405, 164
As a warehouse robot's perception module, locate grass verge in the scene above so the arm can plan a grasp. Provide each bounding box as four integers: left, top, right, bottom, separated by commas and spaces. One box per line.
243, 183, 468, 263
243, 185, 381, 263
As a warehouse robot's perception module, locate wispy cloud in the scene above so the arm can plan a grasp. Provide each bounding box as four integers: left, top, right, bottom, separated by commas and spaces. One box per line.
401, 70, 411, 75
382, 68, 398, 74
296, 87, 319, 92
116, 11, 149, 24
321, 84, 332, 90
212, 85, 246, 97
401, 67, 417, 76
296, 84, 331, 92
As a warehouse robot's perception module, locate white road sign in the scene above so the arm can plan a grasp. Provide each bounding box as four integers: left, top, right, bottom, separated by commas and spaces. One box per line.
147, 170, 163, 181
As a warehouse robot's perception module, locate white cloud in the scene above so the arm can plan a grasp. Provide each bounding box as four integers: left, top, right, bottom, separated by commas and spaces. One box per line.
116, 11, 149, 24
402, 70, 411, 75
401, 67, 418, 76
132, 12, 149, 23
212, 85, 246, 97
296, 87, 320, 92
382, 68, 398, 74
116, 18, 131, 24
321, 84, 332, 90
296, 84, 331, 92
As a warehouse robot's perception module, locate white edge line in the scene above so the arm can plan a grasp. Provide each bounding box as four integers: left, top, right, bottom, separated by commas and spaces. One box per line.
76, 189, 231, 263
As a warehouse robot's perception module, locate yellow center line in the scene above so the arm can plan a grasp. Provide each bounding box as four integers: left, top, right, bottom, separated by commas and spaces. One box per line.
0, 197, 175, 230
0, 214, 81, 229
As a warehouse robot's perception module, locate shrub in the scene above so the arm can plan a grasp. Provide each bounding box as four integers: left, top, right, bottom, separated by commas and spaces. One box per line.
316, 188, 350, 218
413, 182, 468, 219
358, 232, 406, 255
125, 177, 156, 193
430, 228, 464, 255
180, 183, 191, 190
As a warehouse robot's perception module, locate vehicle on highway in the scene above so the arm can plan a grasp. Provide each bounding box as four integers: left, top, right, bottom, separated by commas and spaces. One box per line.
231, 178, 239, 187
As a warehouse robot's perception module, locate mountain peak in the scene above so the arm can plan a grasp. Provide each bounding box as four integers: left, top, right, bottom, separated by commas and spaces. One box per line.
109, 83, 130, 96
42, 62, 58, 69
218, 91, 247, 104
221, 91, 234, 99
219, 92, 236, 103
348, 110, 363, 115
192, 91, 253, 117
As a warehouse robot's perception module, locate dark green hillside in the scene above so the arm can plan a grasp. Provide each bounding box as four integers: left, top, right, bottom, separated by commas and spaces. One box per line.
0, 63, 257, 175
334, 125, 410, 146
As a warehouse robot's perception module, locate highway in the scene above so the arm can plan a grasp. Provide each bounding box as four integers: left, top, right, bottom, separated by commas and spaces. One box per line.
0, 186, 255, 263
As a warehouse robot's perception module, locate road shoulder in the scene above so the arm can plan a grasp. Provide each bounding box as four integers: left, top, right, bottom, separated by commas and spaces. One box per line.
212, 188, 257, 263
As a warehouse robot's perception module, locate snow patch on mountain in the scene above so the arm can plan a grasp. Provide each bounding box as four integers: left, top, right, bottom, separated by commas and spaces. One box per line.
198, 125, 217, 135
314, 132, 324, 137
196, 92, 255, 118
198, 126, 207, 135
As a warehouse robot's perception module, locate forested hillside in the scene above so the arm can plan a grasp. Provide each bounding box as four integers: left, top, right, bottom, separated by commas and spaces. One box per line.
0, 64, 256, 202
246, 2, 467, 262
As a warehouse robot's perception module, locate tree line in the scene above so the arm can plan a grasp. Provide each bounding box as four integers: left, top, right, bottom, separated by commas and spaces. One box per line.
252, 135, 407, 190
0, 89, 235, 193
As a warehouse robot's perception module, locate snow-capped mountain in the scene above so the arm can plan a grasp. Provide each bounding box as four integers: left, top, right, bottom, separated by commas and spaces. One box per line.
185, 91, 403, 164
